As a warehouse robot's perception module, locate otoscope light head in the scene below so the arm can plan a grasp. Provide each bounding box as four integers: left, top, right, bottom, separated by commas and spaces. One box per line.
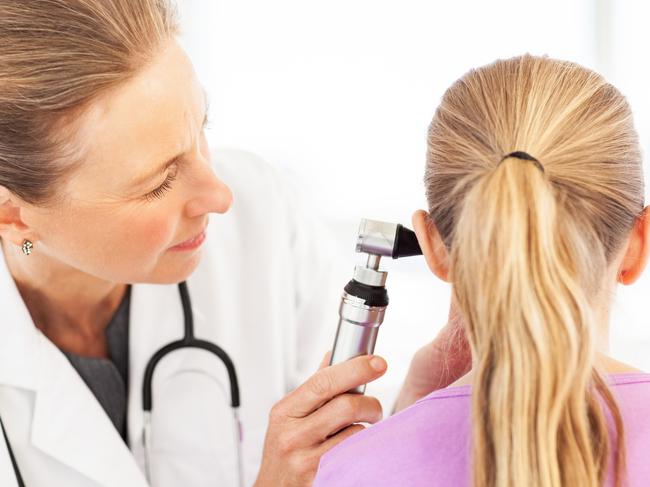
356, 219, 423, 259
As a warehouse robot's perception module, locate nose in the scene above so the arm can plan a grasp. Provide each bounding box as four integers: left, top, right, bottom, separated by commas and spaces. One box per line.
184, 162, 233, 218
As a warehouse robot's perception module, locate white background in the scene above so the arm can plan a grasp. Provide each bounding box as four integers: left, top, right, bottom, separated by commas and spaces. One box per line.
177, 0, 650, 408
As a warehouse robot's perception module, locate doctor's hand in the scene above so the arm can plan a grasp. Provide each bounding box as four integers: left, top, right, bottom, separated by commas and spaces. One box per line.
392, 304, 471, 413
254, 353, 387, 487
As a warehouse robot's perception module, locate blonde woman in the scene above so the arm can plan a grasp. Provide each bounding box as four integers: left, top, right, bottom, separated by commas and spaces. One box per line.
313, 55, 650, 486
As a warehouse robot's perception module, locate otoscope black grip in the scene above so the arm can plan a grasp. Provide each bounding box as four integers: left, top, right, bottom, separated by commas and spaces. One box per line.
343, 279, 389, 307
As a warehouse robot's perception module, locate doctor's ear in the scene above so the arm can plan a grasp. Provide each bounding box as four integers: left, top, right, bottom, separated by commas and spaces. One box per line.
412, 210, 450, 283
0, 185, 35, 247
617, 206, 650, 285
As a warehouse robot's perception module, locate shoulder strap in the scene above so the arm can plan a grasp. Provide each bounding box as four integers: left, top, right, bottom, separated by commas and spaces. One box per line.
0, 415, 25, 487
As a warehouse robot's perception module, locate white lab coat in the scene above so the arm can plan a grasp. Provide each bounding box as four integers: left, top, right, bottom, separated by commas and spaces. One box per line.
0, 149, 343, 487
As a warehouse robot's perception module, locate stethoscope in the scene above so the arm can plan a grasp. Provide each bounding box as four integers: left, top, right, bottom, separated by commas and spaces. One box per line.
0, 281, 244, 487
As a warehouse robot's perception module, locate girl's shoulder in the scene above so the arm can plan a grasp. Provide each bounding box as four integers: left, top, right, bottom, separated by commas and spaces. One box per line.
315, 385, 473, 487
608, 371, 650, 387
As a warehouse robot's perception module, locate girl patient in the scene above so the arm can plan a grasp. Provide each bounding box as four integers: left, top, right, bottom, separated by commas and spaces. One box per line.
313, 55, 650, 487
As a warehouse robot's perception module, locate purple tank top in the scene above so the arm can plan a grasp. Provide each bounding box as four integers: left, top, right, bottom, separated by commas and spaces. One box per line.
314, 373, 650, 487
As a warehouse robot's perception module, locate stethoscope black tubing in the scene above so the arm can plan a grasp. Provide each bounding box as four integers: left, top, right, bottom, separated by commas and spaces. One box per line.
0, 280, 240, 487
1, 415, 25, 487
141, 280, 241, 412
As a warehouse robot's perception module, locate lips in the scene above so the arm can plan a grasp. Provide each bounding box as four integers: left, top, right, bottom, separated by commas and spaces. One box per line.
171, 225, 207, 251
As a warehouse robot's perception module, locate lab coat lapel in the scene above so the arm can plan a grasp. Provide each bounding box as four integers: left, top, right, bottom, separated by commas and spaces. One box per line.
0, 252, 148, 487
30, 342, 149, 486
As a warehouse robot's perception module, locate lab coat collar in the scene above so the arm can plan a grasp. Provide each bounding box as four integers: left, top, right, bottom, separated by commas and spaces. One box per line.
0, 250, 149, 487
0, 248, 41, 392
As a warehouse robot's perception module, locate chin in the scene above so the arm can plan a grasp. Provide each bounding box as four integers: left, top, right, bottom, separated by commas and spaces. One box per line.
148, 248, 204, 284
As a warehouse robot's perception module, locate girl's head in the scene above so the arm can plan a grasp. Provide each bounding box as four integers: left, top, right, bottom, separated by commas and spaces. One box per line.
0, 0, 232, 285
415, 54, 648, 486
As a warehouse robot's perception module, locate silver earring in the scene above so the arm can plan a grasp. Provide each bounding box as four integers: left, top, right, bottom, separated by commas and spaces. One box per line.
21, 239, 33, 255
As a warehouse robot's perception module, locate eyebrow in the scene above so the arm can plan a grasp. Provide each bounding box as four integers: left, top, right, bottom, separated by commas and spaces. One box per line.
132, 89, 210, 188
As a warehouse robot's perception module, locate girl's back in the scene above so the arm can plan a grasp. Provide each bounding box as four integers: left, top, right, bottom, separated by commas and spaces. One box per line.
315, 373, 650, 486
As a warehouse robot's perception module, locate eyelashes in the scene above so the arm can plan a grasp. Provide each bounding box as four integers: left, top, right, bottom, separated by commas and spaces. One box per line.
145, 170, 177, 202
143, 113, 210, 202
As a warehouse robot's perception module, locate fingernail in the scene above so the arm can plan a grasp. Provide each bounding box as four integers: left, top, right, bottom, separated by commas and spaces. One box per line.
369, 356, 387, 372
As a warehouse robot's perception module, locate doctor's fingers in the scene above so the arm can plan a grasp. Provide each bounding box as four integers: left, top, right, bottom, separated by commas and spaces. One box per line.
315, 424, 366, 457
275, 355, 387, 419
269, 395, 380, 457
305, 393, 383, 442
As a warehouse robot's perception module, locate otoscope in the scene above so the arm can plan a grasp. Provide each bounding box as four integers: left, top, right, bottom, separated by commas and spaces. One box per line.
329, 219, 423, 393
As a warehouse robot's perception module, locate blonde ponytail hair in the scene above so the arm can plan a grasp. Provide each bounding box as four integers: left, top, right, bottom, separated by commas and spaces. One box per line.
425, 55, 644, 486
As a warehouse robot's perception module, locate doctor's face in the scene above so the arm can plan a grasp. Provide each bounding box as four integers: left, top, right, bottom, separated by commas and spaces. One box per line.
12, 39, 233, 284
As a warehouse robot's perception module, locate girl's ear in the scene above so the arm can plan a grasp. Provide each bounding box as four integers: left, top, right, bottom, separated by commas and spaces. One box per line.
412, 209, 451, 283
618, 206, 650, 285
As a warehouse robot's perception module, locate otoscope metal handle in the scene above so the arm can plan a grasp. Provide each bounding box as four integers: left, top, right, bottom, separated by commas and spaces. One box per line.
329, 292, 387, 394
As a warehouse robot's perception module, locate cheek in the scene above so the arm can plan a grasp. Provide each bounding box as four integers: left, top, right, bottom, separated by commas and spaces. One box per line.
129, 213, 176, 252
33, 203, 186, 283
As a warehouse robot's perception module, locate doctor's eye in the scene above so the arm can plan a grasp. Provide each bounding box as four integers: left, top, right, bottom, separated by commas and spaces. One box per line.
145, 171, 177, 202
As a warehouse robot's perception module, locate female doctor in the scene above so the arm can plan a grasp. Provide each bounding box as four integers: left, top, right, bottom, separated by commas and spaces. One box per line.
0, 1, 409, 486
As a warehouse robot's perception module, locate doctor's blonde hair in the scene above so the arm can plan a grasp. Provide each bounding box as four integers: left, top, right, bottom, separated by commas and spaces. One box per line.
425, 55, 643, 486
0, 0, 178, 205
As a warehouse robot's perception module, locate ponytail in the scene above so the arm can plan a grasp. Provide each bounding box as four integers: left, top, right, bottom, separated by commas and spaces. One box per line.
449, 155, 625, 486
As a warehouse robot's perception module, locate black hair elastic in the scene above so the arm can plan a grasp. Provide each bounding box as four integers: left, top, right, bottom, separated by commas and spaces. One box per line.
500, 151, 544, 173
